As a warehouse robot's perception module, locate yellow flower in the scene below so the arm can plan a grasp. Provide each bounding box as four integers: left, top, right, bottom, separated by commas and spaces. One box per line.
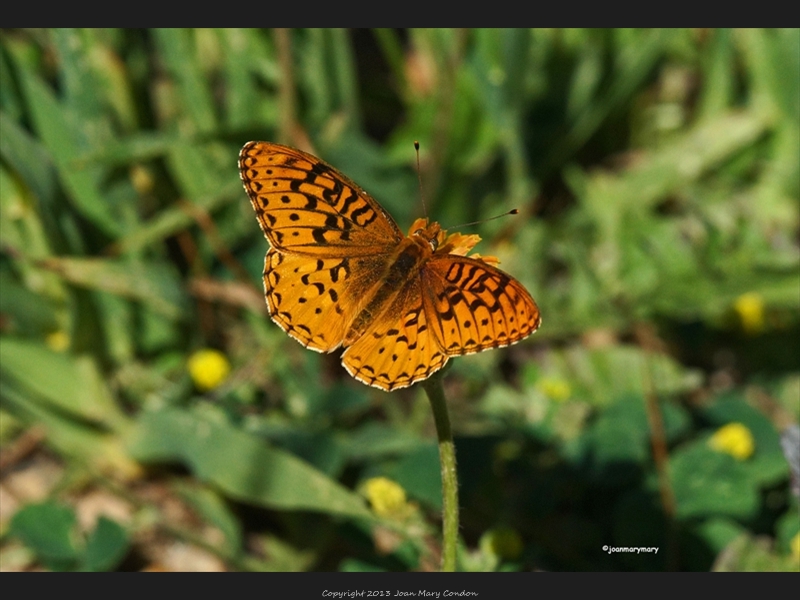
708, 422, 755, 460
46, 330, 70, 352
734, 292, 764, 334
790, 531, 800, 564
364, 477, 408, 518
479, 527, 524, 561
188, 349, 231, 392
130, 164, 155, 195
538, 378, 571, 402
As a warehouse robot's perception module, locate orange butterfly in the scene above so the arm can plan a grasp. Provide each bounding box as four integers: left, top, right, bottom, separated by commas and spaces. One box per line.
239, 142, 540, 391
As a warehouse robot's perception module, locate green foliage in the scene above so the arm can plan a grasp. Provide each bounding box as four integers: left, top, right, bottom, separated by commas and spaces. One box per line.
127, 406, 370, 519
9, 502, 129, 571
1, 28, 798, 571
671, 442, 760, 520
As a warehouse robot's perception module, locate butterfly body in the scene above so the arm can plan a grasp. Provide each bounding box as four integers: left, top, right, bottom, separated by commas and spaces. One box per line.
344, 234, 430, 346
240, 141, 540, 391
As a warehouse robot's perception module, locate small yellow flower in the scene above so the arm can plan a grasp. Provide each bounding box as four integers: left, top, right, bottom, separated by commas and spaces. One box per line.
364, 477, 408, 518
790, 531, 800, 564
130, 164, 155, 195
708, 422, 755, 460
734, 292, 764, 334
538, 378, 571, 402
187, 349, 231, 392
479, 527, 523, 561
46, 330, 70, 352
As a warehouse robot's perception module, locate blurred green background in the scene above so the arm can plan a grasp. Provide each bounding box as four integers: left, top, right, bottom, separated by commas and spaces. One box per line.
0, 28, 798, 572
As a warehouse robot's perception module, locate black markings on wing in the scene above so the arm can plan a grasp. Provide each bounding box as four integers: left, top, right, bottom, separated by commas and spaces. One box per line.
341, 277, 448, 392
239, 141, 403, 256
263, 248, 388, 353
422, 255, 540, 357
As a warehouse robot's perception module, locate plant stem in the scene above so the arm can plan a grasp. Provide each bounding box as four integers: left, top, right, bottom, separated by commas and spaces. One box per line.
421, 370, 459, 572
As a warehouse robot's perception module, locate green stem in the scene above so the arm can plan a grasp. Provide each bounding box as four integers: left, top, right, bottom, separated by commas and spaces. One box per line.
421, 370, 459, 572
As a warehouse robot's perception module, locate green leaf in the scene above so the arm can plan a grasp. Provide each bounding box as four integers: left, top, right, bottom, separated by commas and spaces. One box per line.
702, 393, 790, 487
261, 429, 346, 478
10, 502, 81, 571
670, 441, 759, 520
37, 256, 186, 320
379, 443, 442, 510
51, 29, 106, 120
173, 482, 242, 557
542, 344, 702, 408
580, 110, 771, 225
692, 517, 747, 556
127, 407, 371, 519
13, 56, 123, 236
345, 423, 426, 461
584, 399, 650, 481
219, 29, 263, 130
0, 110, 59, 205
82, 517, 130, 572
0, 271, 60, 335
0, 337, 122, 425
152, 29, 217, 134
0, 379, 137, 476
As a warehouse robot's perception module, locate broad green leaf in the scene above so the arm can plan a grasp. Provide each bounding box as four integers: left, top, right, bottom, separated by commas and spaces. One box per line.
345, 423, 426, 461
127, 407, 371, 519
670, 441, 759, 520
0, 337, 123, 424
9, 502, 80, 571
82, 517, 130, 572
379, 443, 442, 511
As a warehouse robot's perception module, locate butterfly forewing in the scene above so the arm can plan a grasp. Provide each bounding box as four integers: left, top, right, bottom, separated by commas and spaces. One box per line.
239, 142, 403, 256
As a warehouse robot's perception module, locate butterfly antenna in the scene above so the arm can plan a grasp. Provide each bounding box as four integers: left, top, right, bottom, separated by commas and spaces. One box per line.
454, 209, 519, 230
414, 141, 428, 219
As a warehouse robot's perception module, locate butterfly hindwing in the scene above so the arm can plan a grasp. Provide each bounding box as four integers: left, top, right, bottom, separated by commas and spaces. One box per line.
341, 277, 448, 391
264, 248, 392, 352
422, 255, 541, 357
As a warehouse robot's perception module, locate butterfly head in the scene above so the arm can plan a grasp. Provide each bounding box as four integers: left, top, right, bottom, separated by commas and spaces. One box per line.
409, 217, 443, 252
408, 217, 501, 265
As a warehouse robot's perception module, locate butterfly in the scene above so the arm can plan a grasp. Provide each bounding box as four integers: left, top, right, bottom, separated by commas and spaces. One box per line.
239, 141, 541, 391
